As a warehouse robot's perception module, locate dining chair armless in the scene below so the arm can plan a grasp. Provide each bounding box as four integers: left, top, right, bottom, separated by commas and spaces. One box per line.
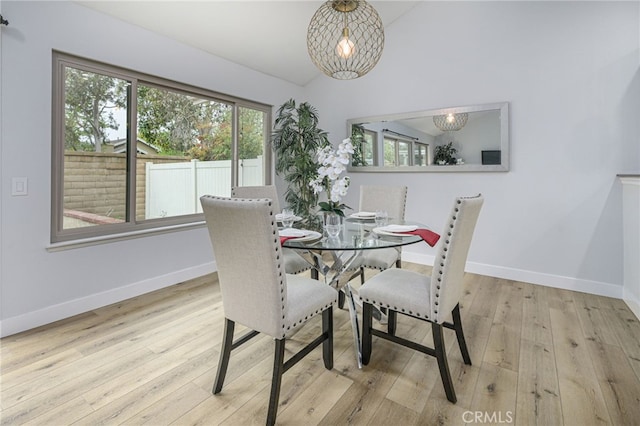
200, 195, 337, 425
344, 185, 408, 307
359, 194, 484, 403
232, 185, 316, 278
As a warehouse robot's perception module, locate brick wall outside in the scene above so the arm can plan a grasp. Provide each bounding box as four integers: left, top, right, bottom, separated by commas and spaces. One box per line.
64, 151, 188, 221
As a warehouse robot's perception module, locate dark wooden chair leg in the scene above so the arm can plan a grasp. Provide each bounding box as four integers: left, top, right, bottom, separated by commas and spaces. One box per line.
433, 323, 457, 403
452, 304, 472, 365
322, 306, 333, 369
362, 302, 373, 365
311, 268, 319, 280
359, 267, 365, 285
387, 310, 397, 336
213, 318, 235, 394
338, 290, 345, 309
267, 339, 286, 426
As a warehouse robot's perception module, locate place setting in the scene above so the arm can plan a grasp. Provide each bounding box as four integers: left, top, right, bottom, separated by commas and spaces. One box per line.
372, 224, 441, 247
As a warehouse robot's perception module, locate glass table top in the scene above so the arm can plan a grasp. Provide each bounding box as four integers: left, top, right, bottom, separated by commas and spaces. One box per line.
281, 217, 425, 251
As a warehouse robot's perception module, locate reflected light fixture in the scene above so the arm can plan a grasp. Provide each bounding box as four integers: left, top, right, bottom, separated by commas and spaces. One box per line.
433, 113, 469, 132
307, 0, 384, 80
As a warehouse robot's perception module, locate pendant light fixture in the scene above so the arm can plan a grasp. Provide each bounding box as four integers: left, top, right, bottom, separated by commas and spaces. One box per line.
433, 113, 469, 132
307, 0, 384, 80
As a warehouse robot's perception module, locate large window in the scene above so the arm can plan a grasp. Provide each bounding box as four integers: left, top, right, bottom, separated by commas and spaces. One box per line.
52, 52, 271, 243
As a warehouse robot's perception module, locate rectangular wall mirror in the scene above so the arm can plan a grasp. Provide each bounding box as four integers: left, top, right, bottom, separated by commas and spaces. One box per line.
347, 102, 509, 172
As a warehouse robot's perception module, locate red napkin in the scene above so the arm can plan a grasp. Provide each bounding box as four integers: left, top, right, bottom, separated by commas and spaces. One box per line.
400, 228, 440, 247
280, 236, 299, 245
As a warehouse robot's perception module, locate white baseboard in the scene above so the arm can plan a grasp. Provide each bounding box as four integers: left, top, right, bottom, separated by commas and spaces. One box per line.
623, 290, 640, 321
0, 262, 216, 338
402, 253, 624, 300
1, 255, 631, 338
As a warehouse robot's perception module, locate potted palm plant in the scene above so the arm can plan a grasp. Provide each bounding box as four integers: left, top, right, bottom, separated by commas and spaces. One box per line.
271, 99, 330, 229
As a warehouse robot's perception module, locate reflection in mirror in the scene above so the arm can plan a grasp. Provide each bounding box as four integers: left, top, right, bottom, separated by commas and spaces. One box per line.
348, 102, 509, 172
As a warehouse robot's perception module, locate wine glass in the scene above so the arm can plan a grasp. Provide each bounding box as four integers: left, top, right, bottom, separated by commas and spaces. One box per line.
281, 208, 295, 229
375, 210, 388, 227
324, 213, 341, 238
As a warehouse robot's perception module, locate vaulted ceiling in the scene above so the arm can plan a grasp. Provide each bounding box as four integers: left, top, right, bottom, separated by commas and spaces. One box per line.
76, 1, 420, 86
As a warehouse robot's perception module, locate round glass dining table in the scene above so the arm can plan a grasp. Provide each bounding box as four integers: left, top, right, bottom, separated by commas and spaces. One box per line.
282, 216, 426, 368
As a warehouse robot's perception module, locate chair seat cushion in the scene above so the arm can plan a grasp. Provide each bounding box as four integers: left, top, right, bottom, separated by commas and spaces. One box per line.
284, 274, 338, 337
283, 250, 312, 274
347, 248, 399, 271
358, 268, 432, 321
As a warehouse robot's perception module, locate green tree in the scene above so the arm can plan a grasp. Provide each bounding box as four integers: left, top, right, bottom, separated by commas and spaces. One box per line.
64, 68, 127, 151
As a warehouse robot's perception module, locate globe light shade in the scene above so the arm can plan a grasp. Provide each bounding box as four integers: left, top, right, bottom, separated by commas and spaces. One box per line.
307, 0, 385, 80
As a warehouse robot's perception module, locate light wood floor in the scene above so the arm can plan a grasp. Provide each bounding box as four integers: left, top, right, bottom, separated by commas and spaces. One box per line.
2, 263, 640, 425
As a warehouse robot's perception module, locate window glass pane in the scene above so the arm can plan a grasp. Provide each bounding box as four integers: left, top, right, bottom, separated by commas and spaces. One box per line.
237, 106, 266, 186
384, 138, 396, 167
398, 141, 410, 166
135, 85, 233, 219
363, 131, 375, 165
414, 144, 428, 166
62, 67, 129, 230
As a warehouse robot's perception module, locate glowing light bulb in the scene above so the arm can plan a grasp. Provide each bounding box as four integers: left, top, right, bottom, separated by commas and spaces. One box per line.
446, 113, 456, 124
336, 28, 355, 59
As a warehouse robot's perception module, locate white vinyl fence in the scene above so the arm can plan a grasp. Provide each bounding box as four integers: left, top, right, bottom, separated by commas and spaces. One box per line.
145, 157, 263, 219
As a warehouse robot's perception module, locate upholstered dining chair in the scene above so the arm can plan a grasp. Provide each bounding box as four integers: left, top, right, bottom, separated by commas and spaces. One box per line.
232, 185, 316, 278
344, 185, 408, 304
359, 194, 484, 403
200, 195, 337, 425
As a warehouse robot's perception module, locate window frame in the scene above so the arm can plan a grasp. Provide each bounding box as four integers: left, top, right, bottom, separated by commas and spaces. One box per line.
51, 51, 272, 244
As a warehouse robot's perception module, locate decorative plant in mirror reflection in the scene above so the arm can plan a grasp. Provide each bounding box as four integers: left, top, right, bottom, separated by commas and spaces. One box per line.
350, 124, 367, 166
310, 138, 354, 217
433, 141, 458, 165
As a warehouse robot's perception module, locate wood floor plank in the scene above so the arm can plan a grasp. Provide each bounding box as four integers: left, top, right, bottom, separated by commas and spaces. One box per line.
276, 371, 352, 425
469, 362, 518, 421
515, 339, 563, 426
601, 301, 640, 381
573, 291, 621, 347
584, 339, 640, 425
549, 304, 611, 425
483, 282, 523, 372
520, 282, 553, 346
124, 382, 211, 425
368, 397, 420, 425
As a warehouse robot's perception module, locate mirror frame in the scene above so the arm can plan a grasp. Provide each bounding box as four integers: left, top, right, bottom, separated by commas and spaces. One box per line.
347, 102, 509, 172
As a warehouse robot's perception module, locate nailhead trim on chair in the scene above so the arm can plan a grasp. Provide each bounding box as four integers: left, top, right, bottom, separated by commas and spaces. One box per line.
359, 296, 432, 320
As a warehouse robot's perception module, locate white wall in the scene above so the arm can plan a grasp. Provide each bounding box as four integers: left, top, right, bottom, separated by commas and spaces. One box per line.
305, 2, 639, 297
0, 1, 303, 336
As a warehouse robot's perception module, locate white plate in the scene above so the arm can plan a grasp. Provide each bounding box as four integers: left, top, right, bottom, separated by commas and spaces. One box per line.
279, 229, 322, 242
373, 225, 418, 236
276, 214, 302, 222
295, 230, 322, 242
350, 211, 376, 220
279, 228, 308, 238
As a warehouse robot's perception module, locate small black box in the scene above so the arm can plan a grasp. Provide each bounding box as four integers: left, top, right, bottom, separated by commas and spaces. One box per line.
481, 150, 501, 165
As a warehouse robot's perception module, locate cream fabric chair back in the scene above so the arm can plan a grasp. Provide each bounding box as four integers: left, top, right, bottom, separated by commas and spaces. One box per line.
430, 194, 484, 323
200, 195, 288, 338
359, 185, 407, 221
232, 185, 281, 213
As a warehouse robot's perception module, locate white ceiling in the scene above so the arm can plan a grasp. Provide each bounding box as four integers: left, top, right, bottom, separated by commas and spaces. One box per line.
76, 1, 420, 86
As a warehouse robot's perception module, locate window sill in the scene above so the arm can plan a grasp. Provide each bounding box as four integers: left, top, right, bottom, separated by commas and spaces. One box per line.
46, 221, 206, 252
